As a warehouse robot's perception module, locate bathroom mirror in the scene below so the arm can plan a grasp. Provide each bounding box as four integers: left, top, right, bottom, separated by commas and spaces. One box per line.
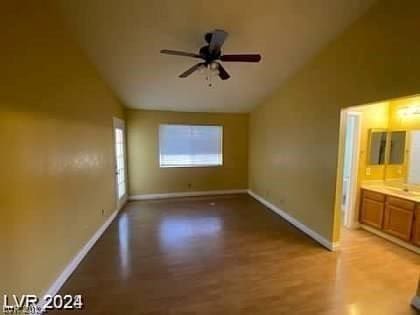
388, 131, 406, 164
368, 130, 387, 165
407, 130, 420, 185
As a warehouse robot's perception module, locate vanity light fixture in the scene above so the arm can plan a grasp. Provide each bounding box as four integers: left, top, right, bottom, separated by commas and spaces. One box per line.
398, 105, 420, 116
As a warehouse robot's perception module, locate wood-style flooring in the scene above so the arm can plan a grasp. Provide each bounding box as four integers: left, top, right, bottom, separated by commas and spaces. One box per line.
50, 194, 419, 314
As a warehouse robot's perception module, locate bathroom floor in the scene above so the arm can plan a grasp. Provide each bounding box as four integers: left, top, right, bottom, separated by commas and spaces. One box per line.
51, 194, 419, 315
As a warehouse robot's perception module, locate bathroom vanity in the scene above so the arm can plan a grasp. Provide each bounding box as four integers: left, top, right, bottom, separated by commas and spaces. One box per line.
359, 185, 420, 248
355, 123, 420, 252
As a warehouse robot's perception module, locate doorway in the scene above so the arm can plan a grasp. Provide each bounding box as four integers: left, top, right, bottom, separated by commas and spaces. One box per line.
113, 117, 127, 210
341, 111, 361, 228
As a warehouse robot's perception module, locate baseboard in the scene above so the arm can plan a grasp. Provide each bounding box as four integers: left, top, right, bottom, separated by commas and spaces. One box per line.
129, 189, 248, 201
36, 205, 123, 314
248, 190, 338, 251
346, 222, 361, 230
412, 296, 420, 310
360, 224, 420, 254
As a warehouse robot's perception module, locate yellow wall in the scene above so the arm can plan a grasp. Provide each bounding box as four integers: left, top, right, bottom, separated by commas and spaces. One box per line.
0, 2, 124, 296
249, 0, 420, 243
351, 102, 390, 182
345, 95, 420, 216
390, 96, 420, 131
349, 95, 420, 184
386, 96, 420, 181
126, 109, 248, 195
343, 102, 389, 219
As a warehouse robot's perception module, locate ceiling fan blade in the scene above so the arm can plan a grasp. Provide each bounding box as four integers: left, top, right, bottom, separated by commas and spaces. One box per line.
209, 29, 228, 54
179, 63, 204, 78
217, 63, 230, 80
220, 54, 261, 62
160, 49, 202, 58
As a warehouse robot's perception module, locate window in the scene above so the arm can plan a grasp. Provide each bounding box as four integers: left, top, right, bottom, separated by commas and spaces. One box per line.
159, 124, 223, 167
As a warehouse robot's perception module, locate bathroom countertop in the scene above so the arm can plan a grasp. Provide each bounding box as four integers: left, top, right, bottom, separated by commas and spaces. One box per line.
361, 183, 420, 203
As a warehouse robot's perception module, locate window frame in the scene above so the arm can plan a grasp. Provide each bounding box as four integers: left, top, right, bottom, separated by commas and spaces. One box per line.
158, 123, 224, 168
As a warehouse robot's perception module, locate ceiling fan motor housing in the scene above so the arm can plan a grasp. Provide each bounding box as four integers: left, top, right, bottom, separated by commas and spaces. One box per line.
204, 32, 213, 44
199, 45, 221, 62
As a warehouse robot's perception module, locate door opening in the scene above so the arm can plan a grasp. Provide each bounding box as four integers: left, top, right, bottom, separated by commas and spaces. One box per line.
341, 111, 361, 228
114, 117, 127, 210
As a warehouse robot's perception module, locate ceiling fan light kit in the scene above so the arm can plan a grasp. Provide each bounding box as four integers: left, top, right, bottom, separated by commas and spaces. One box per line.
200, 63, 220, 87
160, 29, 262, 86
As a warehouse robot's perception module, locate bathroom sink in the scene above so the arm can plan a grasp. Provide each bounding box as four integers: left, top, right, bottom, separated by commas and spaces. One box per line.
382, 187, 420, 198
364, 185, 420, 200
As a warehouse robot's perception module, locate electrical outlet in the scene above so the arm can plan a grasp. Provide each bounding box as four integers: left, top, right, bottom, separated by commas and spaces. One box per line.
366, 167, 371, 176
187, 183, 192, 190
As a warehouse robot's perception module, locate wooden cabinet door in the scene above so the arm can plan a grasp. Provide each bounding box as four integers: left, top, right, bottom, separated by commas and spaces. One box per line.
360, 198, 384, 229
383, 205, 414, 241
412, 207, 420, 246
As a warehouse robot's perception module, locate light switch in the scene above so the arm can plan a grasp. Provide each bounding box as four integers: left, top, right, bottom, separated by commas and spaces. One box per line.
366, 167, 371, 176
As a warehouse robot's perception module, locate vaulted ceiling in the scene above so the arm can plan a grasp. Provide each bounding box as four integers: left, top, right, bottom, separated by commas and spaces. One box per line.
55, 0, 376, 112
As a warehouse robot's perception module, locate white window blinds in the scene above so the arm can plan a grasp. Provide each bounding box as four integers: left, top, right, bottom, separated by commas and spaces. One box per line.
159, 124, 223, 167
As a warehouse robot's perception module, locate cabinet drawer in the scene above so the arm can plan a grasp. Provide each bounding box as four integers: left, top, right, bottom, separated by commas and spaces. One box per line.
362, 189, 385, 202
386, 196, 415, 211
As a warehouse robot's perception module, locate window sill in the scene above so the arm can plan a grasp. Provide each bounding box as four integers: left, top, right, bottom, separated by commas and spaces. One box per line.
159, 164, 223, 169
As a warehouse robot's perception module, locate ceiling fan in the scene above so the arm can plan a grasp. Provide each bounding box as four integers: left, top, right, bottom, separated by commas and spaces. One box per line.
160, 29, 261, 83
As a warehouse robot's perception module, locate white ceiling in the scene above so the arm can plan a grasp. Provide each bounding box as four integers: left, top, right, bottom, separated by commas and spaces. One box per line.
55, 0, 376, 113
